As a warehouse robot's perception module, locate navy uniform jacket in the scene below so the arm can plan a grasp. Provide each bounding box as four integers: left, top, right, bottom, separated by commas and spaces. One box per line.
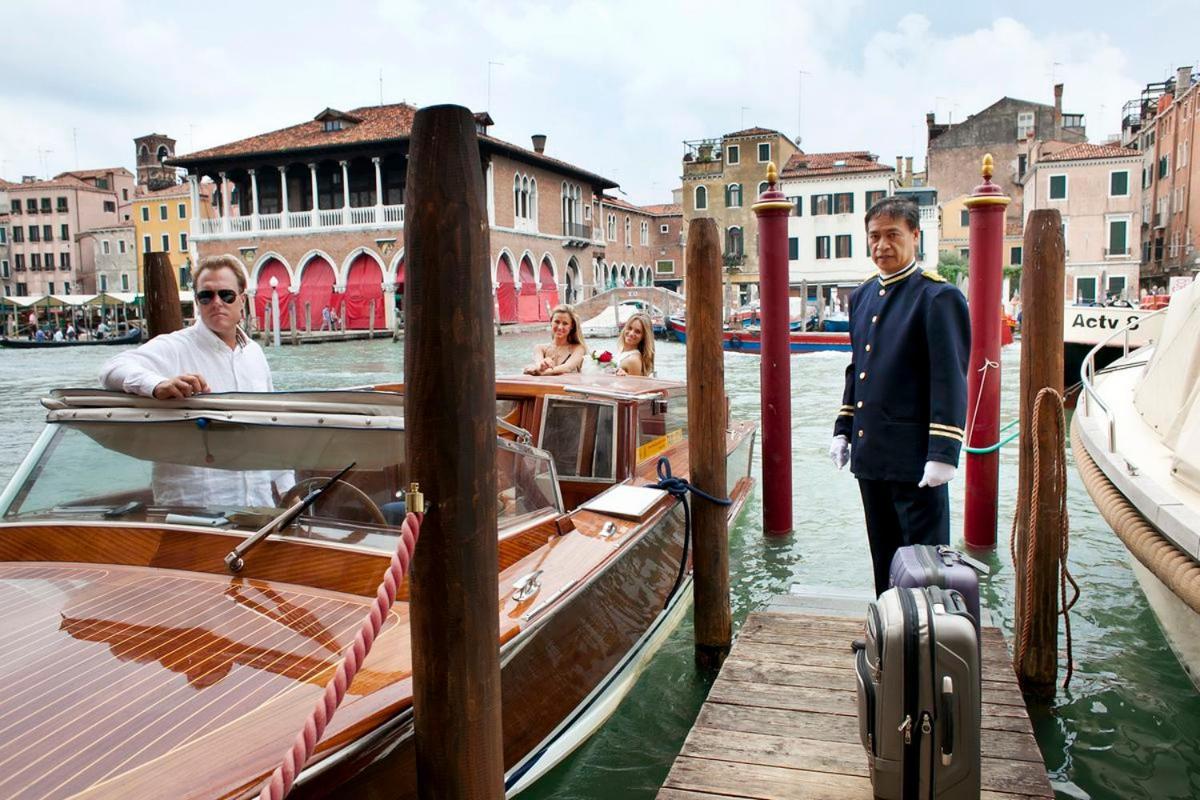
833, 261, 970, 483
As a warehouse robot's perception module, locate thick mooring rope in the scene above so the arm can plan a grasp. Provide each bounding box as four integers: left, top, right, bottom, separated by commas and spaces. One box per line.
258, 510, 423, 800
1012, 388, 1079, 688
1071, 419, 1200, 616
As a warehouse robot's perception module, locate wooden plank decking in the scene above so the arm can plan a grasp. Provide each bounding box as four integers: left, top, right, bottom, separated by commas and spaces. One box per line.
658, 592, 1053, 800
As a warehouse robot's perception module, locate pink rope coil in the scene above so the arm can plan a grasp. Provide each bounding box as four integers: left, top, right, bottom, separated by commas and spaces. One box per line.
258, 511, 423, 800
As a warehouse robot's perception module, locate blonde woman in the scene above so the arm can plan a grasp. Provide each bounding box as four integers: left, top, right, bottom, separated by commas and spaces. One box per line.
615, 313, 655, 377
523, 304, 587, 375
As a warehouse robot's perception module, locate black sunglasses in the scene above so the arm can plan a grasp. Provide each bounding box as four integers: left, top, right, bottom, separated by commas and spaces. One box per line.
196, 289, 240, 305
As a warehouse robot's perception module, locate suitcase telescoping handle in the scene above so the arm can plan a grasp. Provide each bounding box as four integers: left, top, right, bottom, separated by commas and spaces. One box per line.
941, 675, 954, 765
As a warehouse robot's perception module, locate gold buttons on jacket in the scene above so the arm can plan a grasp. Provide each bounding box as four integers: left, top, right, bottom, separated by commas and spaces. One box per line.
859, 371, 866, 380
872, 315, 878, 323
878, 289, 886, 296
857, 430, 864, 438
865, 344, 872, 352
857, 401, 863, 408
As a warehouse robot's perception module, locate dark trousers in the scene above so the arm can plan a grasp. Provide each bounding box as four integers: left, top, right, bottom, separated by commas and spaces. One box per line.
857, 478, 950, 596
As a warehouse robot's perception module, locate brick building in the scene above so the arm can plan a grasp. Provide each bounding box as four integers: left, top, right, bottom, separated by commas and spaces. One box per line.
77, 223, 137, 293
169, 103, 672, 328
1023, 142, 1143, 303
1133, 66, 1199, 290
595, 196, 683, 292
4, 169, 134, 297
681, 127, 801, 302
927, 85, 1087, 233
641, 203, 684, 291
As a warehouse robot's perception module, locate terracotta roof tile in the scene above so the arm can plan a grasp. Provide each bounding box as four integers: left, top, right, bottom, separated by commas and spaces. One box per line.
3, 175, 117, 194
56, 167, 133, 179
640, 203, 682, 216
173, 103, 420, 163
780, 150, 892, 178
1038, 142, 1137, 162
724, 127, 788, 139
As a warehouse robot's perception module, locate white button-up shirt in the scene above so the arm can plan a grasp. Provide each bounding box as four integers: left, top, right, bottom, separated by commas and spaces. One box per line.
99, 321, 284, 509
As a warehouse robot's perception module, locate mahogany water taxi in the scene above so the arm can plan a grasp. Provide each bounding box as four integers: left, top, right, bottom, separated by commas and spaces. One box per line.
0, 373, 755, 799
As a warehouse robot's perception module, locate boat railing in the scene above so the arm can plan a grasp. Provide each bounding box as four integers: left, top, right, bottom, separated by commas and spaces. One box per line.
1079, 305, 1168, 453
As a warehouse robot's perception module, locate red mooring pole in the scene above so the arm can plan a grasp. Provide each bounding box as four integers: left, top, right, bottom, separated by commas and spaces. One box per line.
963, 154, 1010, 548
753, 163, 794, 536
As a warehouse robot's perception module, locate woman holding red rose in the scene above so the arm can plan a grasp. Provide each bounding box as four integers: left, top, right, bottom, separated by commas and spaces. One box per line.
615, 313, 654, 377
523, 305, 587, 375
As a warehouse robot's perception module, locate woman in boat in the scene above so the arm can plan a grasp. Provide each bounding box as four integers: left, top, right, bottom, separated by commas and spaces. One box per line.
615, 313, 655, 377
523, 304, 587, 375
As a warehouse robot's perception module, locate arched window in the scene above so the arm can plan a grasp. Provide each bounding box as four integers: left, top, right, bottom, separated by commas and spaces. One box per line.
757, 181, 769, 196
624, 216, 631, 246
640, 220, 649, 245
695, 185, 708, 210
726, 226, 743, 257
513, 175, 521, 219
529, 178, 538, 226
726, 183, 742, 208
521, 176, 530, 219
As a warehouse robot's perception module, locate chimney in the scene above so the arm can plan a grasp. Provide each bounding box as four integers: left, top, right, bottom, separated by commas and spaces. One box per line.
896, 156, 903, 177
1054, 83, 1063, 137
1176, 66, 1193, 99
905, 156, 914, 178
531, 134, 547, 154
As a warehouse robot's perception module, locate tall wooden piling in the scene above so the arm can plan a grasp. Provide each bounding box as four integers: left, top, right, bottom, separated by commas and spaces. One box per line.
686, 217, 732, 667
964, 154, 1011, 548
1014, 209, 1066, 698
404, 104, 504, 799
143, 251, 182, 338
752, 164, 794, 536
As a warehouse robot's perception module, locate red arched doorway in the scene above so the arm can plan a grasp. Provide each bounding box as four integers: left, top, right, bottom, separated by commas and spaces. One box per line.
254, 259, 293, 329
343, 252, 384, 330
518, 256, 538, 323
496, 256, 517, 323
537, 258, 558, 320
393, 258, 405, 326
296, 257, 336, 329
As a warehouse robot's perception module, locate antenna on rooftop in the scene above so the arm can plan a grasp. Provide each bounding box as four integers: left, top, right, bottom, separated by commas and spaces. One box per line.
796, 69, 811, 145
487, 61, 504, 112
72, 128, 79, 169
379, 68, 384, 106
36, 147, 54, 179
740, 106, 750, 129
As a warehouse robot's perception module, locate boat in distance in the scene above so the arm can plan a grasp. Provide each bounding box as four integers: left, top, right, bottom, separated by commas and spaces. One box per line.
0, 372, 755, 798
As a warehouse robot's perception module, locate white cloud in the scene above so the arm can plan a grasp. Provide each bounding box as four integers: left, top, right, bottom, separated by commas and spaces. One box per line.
0, 3, 1171, 205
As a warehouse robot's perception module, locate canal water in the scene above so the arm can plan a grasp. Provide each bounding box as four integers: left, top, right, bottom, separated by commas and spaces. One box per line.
1, 334, 1196, 800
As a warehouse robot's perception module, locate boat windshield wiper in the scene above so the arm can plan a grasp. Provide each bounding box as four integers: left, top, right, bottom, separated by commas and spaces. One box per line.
224, 462, 356, 573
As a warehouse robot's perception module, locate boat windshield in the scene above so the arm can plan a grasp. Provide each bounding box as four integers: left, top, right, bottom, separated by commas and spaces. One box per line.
3, 415, 563, 550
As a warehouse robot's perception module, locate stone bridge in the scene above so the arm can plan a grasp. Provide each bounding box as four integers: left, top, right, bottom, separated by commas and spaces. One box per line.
572, 286, 686, 320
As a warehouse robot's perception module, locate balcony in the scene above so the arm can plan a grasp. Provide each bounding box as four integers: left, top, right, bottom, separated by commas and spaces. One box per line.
195, 204, 405, 239
562, 221, 593, 248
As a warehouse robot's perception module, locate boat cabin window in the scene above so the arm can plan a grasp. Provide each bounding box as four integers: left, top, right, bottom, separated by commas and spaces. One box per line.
538, 397, 616, 482
2, 419, 411, 552
496, 439, 563, 527
637, 392, 688, 462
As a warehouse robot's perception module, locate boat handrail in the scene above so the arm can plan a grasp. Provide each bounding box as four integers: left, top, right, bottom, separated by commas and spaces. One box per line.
1079, 305, 1169, 453
562, 386, 663, 402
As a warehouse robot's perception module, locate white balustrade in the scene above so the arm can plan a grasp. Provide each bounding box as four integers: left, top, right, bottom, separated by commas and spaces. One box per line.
193, 201, 406, 239
258, 213, 282, 231
349, 206, 377, 225
199, 218, 223, 235
288, 211, 312, 228
383, 204, 404, 223
230, 217, 252, 233
318, 209, 343, 227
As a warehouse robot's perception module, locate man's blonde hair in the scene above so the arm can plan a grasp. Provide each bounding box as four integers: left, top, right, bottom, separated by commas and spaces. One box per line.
194, 255, 247, 293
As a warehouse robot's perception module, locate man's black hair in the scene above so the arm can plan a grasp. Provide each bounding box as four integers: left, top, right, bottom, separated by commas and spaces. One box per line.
864, 195, 920, 232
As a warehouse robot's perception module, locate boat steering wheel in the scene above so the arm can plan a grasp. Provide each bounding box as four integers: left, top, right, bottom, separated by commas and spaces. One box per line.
281, 476, 388, 525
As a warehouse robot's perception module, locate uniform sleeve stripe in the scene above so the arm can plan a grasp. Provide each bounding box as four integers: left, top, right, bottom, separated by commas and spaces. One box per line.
838, 410, 854, 418
929, 430, 964, 442
929, 423, 965, 434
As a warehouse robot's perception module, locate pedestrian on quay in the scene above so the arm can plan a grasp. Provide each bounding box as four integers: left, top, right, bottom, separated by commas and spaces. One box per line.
829, 196, 970, 596
614, 313, 655, 377
523, 304, 586, 375
320, 305, 332, 331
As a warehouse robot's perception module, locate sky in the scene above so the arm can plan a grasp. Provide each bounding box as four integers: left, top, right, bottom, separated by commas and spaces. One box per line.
1, 0, 1196, 206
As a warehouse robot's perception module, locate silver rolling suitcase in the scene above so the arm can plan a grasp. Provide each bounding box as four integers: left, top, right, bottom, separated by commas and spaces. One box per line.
854, 585, 981, 799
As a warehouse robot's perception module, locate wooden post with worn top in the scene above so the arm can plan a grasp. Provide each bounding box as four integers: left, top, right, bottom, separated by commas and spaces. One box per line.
1014, 208, 1066, 698
143, 251, 182, 338
405, 104, 504, 799
686, 217, 732, 667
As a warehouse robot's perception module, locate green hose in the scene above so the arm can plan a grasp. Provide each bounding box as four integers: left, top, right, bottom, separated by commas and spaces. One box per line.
963, 418, 1019, 454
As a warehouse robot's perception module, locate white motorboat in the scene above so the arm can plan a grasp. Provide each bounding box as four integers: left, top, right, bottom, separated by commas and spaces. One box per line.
1073, 280, 1200, 689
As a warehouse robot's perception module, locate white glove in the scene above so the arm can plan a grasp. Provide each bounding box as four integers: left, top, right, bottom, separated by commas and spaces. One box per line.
918, 460, 956, 488
829, 435, 850, 470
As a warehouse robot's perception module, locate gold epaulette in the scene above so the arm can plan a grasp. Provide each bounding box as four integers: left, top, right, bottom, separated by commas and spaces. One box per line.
921, 270, 947, 283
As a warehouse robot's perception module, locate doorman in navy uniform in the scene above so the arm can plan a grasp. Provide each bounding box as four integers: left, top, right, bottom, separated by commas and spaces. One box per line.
830, 196, 970, 596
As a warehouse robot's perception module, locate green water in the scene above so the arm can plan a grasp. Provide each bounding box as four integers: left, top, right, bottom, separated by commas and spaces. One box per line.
1, 335, 1196, 799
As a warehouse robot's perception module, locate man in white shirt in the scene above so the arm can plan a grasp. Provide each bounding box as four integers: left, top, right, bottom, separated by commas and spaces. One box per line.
101, 255, 283, 508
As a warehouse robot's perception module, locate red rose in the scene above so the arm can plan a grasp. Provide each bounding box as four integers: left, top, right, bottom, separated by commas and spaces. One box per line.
598, 351, 613, 363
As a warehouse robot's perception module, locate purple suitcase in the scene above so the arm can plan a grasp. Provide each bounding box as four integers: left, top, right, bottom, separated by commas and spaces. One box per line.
888, 545, 988, 636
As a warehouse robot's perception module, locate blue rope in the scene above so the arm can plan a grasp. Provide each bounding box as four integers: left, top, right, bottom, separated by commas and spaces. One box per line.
647, 456, 731, 609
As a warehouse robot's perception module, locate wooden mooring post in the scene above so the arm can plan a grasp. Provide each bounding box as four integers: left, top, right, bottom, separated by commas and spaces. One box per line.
1014, 209, 1066, 698
405, 104, 505, 799
686, 217, 732, 667
143, 251, 182, 338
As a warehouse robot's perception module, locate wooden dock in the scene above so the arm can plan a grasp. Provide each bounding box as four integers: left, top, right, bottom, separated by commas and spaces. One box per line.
658, 591, 1053, 800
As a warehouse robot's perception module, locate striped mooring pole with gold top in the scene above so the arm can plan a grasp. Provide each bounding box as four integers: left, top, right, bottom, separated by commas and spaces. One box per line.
963, 154, 1010, 548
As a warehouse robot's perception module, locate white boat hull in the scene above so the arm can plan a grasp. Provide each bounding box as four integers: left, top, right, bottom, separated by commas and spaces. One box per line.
1128, 556, 1200, 691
